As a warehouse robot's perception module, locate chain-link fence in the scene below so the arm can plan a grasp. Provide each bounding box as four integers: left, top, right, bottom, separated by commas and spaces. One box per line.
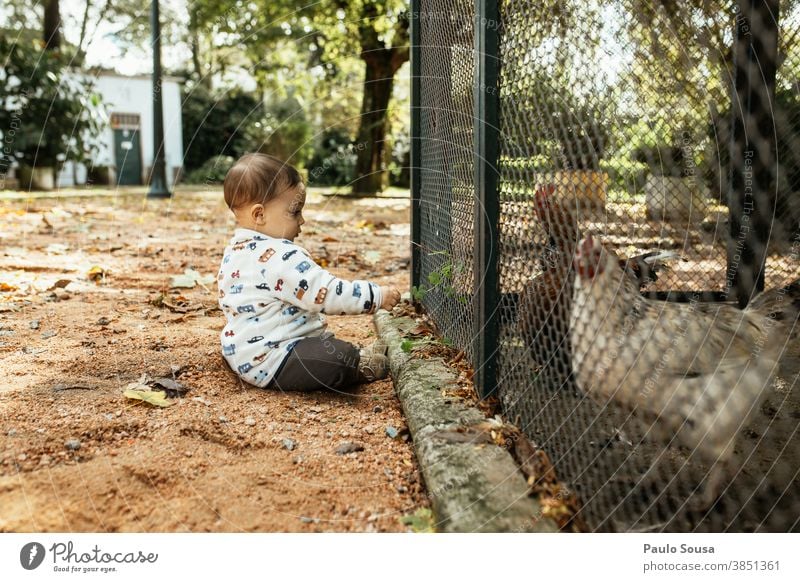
411, 0, 799, 531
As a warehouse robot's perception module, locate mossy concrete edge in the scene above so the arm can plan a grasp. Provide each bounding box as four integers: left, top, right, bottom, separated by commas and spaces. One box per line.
374, 310, 557, 533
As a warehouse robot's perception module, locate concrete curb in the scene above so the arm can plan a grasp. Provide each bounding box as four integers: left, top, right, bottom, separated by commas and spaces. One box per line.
374, 311, 557, 533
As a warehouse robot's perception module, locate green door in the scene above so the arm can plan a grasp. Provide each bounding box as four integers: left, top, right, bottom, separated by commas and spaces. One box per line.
113, 128, 142, 185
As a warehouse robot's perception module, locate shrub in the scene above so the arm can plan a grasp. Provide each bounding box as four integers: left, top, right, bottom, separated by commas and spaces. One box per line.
306, 129, 358, 186
183, 155, 236, 184
181, 84, 262, 172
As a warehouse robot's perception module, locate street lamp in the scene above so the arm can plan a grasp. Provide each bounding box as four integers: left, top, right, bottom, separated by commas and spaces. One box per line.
147, 0, 172, 198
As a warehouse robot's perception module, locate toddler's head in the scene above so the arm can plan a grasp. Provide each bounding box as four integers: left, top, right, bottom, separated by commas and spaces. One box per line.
224, 153, 306, 241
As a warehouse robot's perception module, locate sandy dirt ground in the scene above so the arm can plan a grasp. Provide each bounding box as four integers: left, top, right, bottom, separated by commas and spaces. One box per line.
0, 186, 430, 532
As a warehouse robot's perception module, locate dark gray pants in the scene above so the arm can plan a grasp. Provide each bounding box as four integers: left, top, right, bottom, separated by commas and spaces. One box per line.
268, 336, 361, 392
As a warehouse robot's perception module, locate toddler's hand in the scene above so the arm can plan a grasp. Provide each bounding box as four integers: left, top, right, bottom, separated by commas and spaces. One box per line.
380, 286, 401, 310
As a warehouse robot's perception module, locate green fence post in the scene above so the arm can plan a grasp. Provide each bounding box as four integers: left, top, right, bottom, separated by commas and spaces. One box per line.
473, 0, 501, 399
410, 0, 422, 293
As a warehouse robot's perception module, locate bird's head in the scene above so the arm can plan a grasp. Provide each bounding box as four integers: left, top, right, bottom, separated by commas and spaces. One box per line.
574, 234, 612, 280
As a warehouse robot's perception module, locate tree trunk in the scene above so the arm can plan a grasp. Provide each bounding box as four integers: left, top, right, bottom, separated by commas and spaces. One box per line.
43, 0, 61, 51
189, 9, 212, 90
352, 55, 395, 196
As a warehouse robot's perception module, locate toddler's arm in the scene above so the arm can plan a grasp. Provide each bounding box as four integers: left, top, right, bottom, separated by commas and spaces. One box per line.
268, 244, 383, 315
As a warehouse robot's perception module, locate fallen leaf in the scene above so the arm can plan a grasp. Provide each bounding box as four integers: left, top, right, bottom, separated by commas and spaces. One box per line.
49, 279, 72, 290
52, 383, 96, 392
408, 323, 435, 337
123, 389, 173, 407
160, 297, 205, 313
0, 283, 18, 292
400, 508, 435, 533
364, 250, 382, 264
335, 441, 365, 455
170, 269, 214, 289
87, 266, 107, 283
46, 243, 70, 254
151, 377, 189, 398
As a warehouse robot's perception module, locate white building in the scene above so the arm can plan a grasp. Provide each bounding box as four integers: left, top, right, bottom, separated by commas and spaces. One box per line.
57, 71, 184, 188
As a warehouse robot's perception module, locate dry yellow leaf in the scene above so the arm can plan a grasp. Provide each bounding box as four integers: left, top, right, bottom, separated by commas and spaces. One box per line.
123, 389, 173, 407
87, 266, 106, 283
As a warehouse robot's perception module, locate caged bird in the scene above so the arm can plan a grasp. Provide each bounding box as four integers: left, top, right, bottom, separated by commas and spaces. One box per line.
516, 185, 679, 370
569, 234, 800, 506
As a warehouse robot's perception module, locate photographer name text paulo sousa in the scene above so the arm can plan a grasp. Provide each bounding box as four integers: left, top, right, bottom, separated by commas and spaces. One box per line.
644, 544, 715, 554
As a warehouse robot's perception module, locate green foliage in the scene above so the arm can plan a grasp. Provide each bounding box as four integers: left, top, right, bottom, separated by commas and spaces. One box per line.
630, 144, 689, 178
183, 155, 236, 184
557, 102, 611, 170
387, 125, 410, 187
307, 129, 358, 186
251, 96, 313, 168
412, 252, 468, 304
400, 507, 436, 533
181, 84, 262, 171
0, 38, 106, 170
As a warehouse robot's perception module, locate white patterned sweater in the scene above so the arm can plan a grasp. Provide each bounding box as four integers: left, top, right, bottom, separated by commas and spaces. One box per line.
218, 228, 383, 387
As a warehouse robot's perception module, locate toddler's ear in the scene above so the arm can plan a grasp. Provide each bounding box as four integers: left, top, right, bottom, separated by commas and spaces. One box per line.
250, 204, 266, 224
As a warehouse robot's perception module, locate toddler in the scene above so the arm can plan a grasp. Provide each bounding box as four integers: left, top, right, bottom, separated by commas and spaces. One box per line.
217, 153, 401, 391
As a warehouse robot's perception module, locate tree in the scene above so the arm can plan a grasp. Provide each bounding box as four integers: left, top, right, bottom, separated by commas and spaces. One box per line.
181, 0, 409, 196
43, 0, 61, 50
0, 37, 105, 174
346, 2, 409, 195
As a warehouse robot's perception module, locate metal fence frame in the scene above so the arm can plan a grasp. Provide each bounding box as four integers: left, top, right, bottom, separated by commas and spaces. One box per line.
411, 0, 783, 396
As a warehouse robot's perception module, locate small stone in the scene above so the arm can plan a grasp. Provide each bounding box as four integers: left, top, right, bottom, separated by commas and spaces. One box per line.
65, 439, 81, 451
244, 417, 256, 426
39, 455, 51, 466
335, 441, 364, 455
385, 426, 399, 439
104, 413, 115, 421
373, 405, 383, 413
396, 485, 408, 494
299, 516, 315, 524
96, 317, 111, 326
218, 416, 228, 423
282, 438, 296, 451
363, 425, 374, 435
41, 330, 57, 339
29, 320, 40, 330
6, 428, 16, 437
292, 455, 303, 464
17, 453, 27, 461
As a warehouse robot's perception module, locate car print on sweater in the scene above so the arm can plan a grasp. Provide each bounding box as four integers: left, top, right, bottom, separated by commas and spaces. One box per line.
218, 228, 382, 387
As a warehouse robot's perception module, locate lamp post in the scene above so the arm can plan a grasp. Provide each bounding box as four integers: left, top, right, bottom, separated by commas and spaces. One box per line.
147, 0, 172, 198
